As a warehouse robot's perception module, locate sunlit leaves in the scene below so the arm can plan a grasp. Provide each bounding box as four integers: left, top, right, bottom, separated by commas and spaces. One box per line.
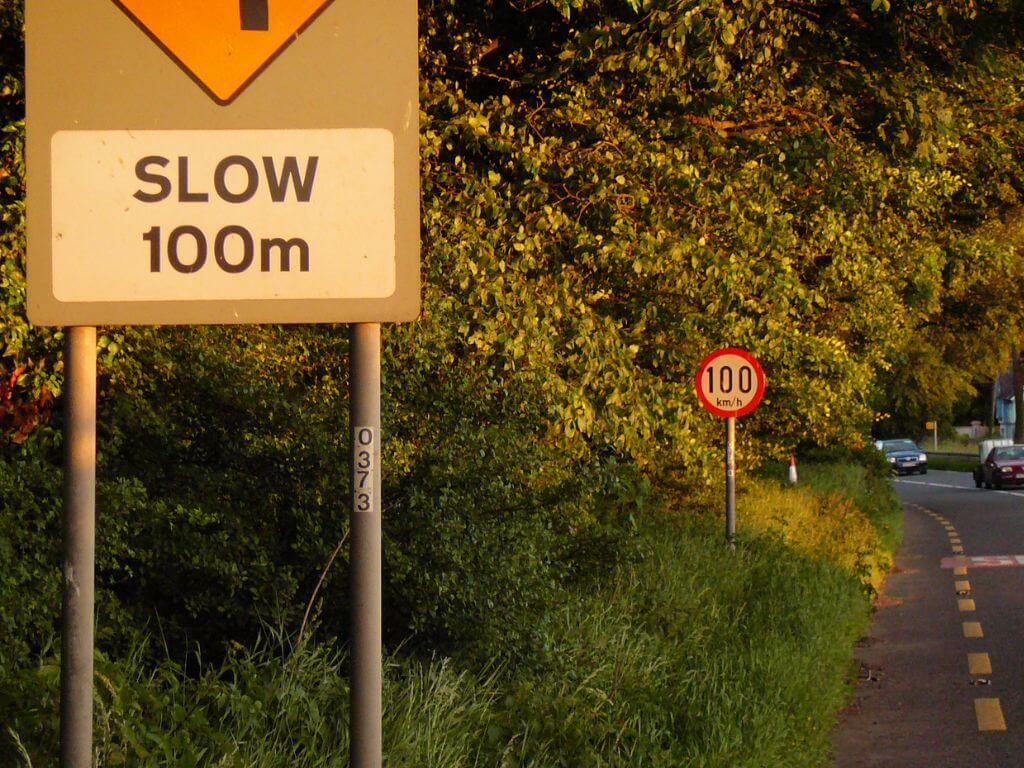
415, 0, 1024, 482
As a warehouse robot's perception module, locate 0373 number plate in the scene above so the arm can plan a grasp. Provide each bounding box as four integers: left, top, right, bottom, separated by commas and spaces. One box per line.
353, 427, 375, 514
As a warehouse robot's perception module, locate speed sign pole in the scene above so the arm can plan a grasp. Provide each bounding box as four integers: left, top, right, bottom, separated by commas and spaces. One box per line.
726, 416, 736, 543
695, 348, 766, 545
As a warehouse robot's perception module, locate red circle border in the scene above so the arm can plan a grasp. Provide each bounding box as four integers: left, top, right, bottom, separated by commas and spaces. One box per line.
695, 347, 766, 419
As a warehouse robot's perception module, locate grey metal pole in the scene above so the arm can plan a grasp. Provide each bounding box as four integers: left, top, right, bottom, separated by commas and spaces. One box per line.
349, 323, 382, 768
726, 416, 736, 544
60, 326, 97, 768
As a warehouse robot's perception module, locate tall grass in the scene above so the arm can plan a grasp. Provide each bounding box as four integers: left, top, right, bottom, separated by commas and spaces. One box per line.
3, 639, 497, 767
2, 467, 896, 767
797, 462, 902, 556
3, 533, 871, 768
486, 526, 868, 767
744, 460, 902, 590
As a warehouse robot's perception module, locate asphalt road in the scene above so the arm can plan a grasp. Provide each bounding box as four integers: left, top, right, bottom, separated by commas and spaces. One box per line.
832, 469, 1024, 767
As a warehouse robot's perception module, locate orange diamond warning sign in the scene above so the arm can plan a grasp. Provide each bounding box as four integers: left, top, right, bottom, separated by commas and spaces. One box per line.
113, 0, 335, 103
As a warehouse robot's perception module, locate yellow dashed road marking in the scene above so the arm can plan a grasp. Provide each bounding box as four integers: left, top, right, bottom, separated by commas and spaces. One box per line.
955, 567, 968, 576
975, 699, 1007, 732
956, 580, 971, 591
959, 599, 976, 612
950, 537, 962, 545
964, 622, 984, 638
969, 653, 993, 675
953, 545, 964, 554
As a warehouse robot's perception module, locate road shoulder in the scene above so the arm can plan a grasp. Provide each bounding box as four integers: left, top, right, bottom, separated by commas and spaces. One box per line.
831, 503, 980, 767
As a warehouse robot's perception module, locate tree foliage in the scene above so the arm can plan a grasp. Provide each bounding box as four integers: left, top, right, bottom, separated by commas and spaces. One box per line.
3, 0, 1024, 664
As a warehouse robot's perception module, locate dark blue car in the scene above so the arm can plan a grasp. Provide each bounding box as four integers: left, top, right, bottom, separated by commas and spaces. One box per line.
876, 439, 928, 475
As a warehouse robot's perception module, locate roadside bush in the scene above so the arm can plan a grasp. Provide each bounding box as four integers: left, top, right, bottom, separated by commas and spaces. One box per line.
382, 365, 647, 663
0, 437, 62, 678
798, 460, 902, 557
0, 322, 641, 673
740, 482, 886, 592
741, 460, 900, 593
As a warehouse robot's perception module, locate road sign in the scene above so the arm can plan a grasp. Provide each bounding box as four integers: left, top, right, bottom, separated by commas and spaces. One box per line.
113, 0, 335, 104
926, 421, 936, 430
26, 0, 419, 325
695, 347, 766, 545
51, 130, 396, 304
695, 347, 766, 419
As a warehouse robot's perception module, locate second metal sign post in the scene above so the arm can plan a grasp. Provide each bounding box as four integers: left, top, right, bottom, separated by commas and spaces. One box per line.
350, 325, 383, 767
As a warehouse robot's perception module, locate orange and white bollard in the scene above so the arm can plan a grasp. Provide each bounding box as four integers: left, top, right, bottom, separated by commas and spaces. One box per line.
788, 455, 798, 484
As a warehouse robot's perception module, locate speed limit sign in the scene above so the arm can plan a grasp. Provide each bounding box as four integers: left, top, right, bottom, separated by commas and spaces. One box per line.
696, 347, 766, 544
695, 347, 765, 418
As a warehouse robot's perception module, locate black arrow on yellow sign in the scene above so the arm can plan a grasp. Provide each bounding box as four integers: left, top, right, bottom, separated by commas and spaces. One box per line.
240, 0, 269, 31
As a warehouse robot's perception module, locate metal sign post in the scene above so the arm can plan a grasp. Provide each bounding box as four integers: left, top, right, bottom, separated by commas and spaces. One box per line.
59, 326, 97, 767
349, 323, 382, 768
726, 416, 736, 545
695, 348, 766, 544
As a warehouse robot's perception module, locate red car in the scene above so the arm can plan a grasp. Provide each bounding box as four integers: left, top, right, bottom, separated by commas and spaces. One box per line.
975, 445, 1024, 489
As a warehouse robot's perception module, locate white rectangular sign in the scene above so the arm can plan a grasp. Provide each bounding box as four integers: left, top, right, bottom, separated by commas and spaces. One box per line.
51, 129, 396, 303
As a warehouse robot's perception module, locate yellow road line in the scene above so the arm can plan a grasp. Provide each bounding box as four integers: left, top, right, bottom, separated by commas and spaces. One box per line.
964, 622, 984, 638
955, 567, 968, 577
950, 537, 962, 545
956, 580, 971, 591
968, 653, 993, 675
953, 545, 964, 554
959, 599, 976, 612
975, 699, 1007, 732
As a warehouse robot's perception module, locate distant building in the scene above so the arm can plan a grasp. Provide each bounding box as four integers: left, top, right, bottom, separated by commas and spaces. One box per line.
994, 367, 1016, 439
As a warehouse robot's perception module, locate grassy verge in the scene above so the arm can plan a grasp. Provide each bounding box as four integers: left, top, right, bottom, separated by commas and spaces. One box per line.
742, 461, 901, 593
1, 463, 899, 767
926, 456, 976, 473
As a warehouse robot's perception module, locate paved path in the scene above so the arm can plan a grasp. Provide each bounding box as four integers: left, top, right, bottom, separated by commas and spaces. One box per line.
832, 470, 1024, 766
